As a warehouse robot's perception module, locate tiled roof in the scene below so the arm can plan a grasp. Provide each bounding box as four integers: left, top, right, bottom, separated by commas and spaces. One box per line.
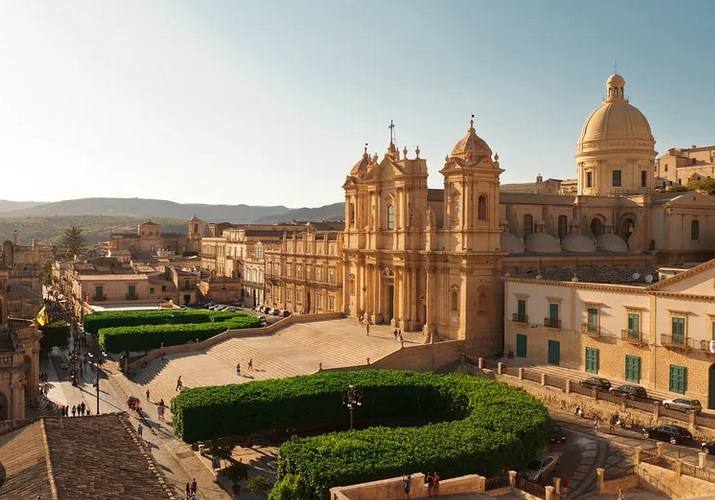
29, 413, 172, 499
512, 265, 660, 285
76, 274, 149, 282
0, 420, 53, 499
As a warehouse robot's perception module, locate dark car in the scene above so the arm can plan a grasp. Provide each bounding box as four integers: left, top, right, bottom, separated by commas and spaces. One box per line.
642, 424, 692, 445
609, 384, 648, 399
549, 423, 566, 443
702, 441, 715, 454
579, 377, 612, 391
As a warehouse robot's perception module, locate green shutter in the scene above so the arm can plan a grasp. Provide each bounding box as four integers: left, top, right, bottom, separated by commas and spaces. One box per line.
587, 308, 598, 332
549, 303, 559, 321
669, 365, 687, 394
585, 347, 599, 374
671, 317, 685, 346
625, 355, 641, 383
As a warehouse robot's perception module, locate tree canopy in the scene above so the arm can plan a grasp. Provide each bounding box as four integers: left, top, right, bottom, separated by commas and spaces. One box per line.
61, 225, 85, 258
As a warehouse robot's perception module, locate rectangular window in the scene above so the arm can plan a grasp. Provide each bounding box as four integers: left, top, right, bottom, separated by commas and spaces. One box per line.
316, 267, 323, 282
149, 287, 155, 294
548, 303, 559, 328
712, 321, 715, 340
671, 317, 685, 346
127, 285, 136, 299
517, 299, 526, 323
328, 296, 335, 311
95, 285, 104, 299
586, 171, 593, 188
612, 170, 622, 187
328, 268, 336, 284
641, 171, 647, 187
625, 355, 641, 383
587, 307, 598, 332
691, 220, 699, 240
627, 313, 640, 340
669, 365, 687, 394
296, 291, 302, 305
161, 285, 167, 292
585, 347, 599, 374
516, 333, 527, 358
315, 294, 322, 309
184, 279, 190, 290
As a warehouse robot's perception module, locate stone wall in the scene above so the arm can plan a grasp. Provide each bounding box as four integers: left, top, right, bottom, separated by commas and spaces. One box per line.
638, 462, 715, 499
329, 473, 487, 500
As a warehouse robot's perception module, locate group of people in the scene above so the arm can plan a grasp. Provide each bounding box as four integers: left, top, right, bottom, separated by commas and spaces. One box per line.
236, 358, 254, 375
185, 478, 198, 499
60, 402, 89, 417
423, 471, 440, 496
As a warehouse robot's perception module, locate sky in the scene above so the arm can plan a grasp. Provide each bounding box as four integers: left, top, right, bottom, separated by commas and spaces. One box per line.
1, 1, 714, 208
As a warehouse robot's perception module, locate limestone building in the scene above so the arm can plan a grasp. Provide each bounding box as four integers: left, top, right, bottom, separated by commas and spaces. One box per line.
656, 145, 715, 188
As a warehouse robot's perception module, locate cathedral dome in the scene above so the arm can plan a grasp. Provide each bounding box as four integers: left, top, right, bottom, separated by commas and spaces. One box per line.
500, 232, 525, 254
561, 233, 596, 253
349, 145, 371, 177
451, 118, 492, 161
596, 233, 629, 253
577, 74, 654, 155
525, 232, 561, 253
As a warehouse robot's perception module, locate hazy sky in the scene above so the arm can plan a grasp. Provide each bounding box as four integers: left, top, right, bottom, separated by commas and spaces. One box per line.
1, 1, 713, 208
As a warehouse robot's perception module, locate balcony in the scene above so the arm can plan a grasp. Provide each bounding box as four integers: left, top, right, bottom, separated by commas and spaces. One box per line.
125, 294, 139, 301
544, 318, 561, 329
621, 329, 645, 345
697, 339, 715, 354
581, 323, 600, 337
661, 333, 692, 350
512, 313, 528, 324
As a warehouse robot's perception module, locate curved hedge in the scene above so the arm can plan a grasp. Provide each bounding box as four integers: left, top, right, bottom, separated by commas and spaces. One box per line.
98, 314, 260, 353
171, 370, 549, 499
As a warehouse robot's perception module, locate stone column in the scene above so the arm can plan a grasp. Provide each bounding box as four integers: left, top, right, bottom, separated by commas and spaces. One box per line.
596, 468, 604, 496
508, 471, 517, 487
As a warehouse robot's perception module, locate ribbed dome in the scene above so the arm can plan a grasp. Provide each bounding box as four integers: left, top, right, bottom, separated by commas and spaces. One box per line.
561, 233, 596, 253
577, 74, 654, 154
525, 233, 561, 253
349, 145, 371, 177
451, 118, 492, 160
596, 233, 629, 253
500, 232, 525, 254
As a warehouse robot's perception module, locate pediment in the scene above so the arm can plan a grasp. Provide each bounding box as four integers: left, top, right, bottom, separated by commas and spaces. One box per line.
665, 191, 715, 210
363, 156, 405, 182
649, 258, 715, 296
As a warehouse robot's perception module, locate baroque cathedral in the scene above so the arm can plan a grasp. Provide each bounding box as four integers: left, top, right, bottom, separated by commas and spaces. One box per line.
339, 74, 715, 356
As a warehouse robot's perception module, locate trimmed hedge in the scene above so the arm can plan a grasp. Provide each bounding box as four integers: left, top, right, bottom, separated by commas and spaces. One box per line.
84, 309, 232, 334
39, 320, 70, 354
171, 370, 549, 499
98, 314, 260, 353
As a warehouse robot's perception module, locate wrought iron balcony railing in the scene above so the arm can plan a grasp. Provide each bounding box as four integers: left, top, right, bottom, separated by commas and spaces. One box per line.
512, 313, 528, 324
581, 323, 600, 337
544, 318, 561, 329
621, 329, 645, 344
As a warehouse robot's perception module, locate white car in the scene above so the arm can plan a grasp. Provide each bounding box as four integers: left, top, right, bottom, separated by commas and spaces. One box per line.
662, 397, 702, 413
520, 453, 561, 482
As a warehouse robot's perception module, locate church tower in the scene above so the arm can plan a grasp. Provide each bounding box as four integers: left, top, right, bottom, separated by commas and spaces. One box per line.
187, 214, 203, 254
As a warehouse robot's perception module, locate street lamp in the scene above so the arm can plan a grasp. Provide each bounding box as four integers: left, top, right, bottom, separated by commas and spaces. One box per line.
342, 383, 362, 430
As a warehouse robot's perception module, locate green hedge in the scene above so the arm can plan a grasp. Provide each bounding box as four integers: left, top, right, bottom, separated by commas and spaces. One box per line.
171, 370, 549, 499
98, 314, 260, 353
84, 309, 232, 334
39, 320, 70, 354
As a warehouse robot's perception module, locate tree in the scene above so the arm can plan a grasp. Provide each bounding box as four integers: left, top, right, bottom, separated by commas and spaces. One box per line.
61, 225, 85, 258
248, 476, 272, 498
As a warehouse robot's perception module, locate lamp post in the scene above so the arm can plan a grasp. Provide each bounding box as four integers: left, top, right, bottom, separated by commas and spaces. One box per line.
342, 383, 362, 430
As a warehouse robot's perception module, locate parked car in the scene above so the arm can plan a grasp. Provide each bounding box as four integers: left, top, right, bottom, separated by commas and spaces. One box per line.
270, 308, 281, 316
257, 315, 267, 325
662, 397, 702, 413
549, 423, 566, 444
281, 310, 291, 318
702, 441, 715, 454
579, 377, 612, 391
263, 306, 272, 314
520, 453, 561, 482
255, 305, 263, 312
642, 424, 692, 445
609, 384, 648, 399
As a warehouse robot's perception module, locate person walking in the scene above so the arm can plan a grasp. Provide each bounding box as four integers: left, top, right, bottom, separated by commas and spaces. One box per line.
236, 362, 241, 375
593, 415, 600, 432
561, 475, 569, 498
366, 324, 370, 336
617, 487, 625, 500
248, 358, 253, 370
185, 482, 191, 499
190, 478, 197, 496
137, 423, 143, 439
176, 376, 183, 391
402, 473, 411, 499
146, 388, 150, 401
71, 405, 76, 417
433, 472, 440, 496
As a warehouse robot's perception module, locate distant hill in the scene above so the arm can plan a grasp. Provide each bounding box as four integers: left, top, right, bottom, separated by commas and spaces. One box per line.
0, 198, 346, 245
0, 197, 345, 224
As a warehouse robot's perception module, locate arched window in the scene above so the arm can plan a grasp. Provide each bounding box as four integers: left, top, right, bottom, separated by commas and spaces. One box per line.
450, 290, 458, 311
387, 204, 395, 230
590, 218, 602, 236
558, 215, 568, 238
478, 292, 488, 314
523, 214, 533, 237
478, 195, 488, 220
349, 203, 355, 226
691, 220, 700, 240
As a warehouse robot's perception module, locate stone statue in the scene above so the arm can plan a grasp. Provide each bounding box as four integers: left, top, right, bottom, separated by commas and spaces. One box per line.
426, 206, 435, 228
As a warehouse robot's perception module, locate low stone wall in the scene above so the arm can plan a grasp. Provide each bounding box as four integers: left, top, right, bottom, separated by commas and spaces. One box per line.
637, 462, 715, 499
0, 417, 34, 435
329, 473, 487, 500
126, 312, 345, 371
371, 340, 464, 372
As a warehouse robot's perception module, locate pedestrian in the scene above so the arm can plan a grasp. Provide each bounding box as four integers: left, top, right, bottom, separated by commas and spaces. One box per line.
366, 324, 370, 336
561, 475, 568, 498
398, 332, 404, 343
236, 362, 241, 375
80, 402, 86, 415
71, 405, 76, 417
593, 415, 600, 432
426, 471, 434, 496
617, 487, 625, 500
190, 478, 197, 495
248, 358, 253, 370
146, 388, 150, 401
176, 376, 183, 391
609, 413, 617, 433
185, 482, 191, 499
433, 472, 439, 496
137, 423, 143, 438
393, 328, 399, 340
402, 473, 411, 498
